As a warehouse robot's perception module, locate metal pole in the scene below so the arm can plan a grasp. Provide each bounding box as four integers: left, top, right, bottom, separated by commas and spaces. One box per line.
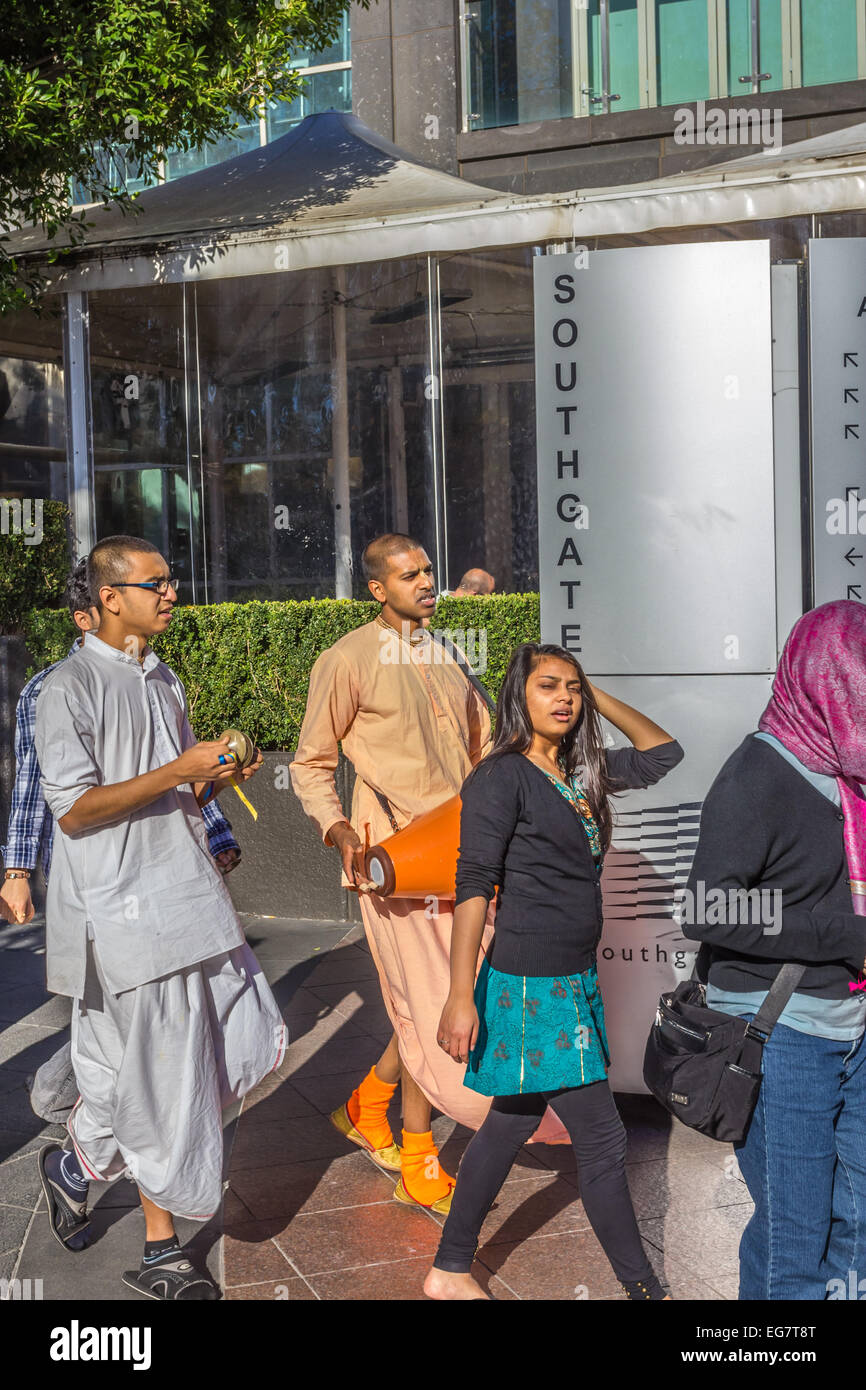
426, 255, 448, 591
61, 292, 95, 558
331, 265, 352, 599
600, 0, 611, 113
182, 283, 199, 603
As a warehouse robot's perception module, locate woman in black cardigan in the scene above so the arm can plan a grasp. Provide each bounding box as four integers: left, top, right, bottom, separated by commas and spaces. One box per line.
422, 642, 683, 1301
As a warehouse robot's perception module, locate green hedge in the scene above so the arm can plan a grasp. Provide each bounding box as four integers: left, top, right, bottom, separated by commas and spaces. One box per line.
0, 500, 71, 635
22, 593, 541, 749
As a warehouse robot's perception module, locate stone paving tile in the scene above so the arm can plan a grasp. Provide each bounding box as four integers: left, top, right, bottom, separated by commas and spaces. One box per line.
284, 1032, 390, 1082
230, 1114, 351, 1171
474, 1174, 590, 1247
639, 1204, 751, 1282
225, 1277, 318, 1300
272, 1202, 441, 1276
704, 1270, 740, 1300
625, 1151, 752, 1222
0, 1025, 63, 1073
0, 991, 71, 1029
301, 948, 380, 987
0, 1203, 36, 1260
0, 1148, 43, 1208
223, 1223, 298, 1285
476, 1227, 722, 1301
240, 1074, 319, 1120
227, 1152, 397, 1223
16, 1198, 220, 1301
302, 981, 393, 1031
309, 1254, 518, 1301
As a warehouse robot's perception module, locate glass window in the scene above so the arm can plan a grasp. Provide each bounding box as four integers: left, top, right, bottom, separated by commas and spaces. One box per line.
800, 0, 859, 86
655, 0, 711, 105
438, 248, 538, 592
192, 259, 436, 601
0, 299, 67, 506
725, 1, 784, 94
467, 0, 574, 129
163, 120, 262, 183
266, 68, 352, 141
88, 286, 205, 602
609, 0, 642, 112
288, 12, 350, 68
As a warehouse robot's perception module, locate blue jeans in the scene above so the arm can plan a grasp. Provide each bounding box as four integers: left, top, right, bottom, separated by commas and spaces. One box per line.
735, 1015, 866, 1300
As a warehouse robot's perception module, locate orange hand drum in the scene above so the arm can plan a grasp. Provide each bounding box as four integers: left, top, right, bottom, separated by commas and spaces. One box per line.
363, 794, 462, 899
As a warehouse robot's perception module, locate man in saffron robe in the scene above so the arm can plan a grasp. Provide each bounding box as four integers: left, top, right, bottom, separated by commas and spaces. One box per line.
291, 534, 563, 1214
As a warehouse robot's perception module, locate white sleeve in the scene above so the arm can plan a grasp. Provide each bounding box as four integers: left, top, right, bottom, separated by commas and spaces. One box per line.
34, 679, 100, 822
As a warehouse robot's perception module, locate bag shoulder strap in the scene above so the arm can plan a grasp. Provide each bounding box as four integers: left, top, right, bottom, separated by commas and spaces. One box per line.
747, 963, 808, 1041
431, 631, 497, 715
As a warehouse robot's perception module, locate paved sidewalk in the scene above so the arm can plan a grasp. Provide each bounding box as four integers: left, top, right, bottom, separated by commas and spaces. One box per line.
223, 923, 752, 1301
1, 913, 753, 1301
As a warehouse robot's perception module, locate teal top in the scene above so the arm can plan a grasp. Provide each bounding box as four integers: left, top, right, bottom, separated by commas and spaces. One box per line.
707, 731, 866, 1041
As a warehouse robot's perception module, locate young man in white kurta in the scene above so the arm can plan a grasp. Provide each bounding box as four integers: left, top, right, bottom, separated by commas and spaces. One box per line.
35, 536, 285, 1299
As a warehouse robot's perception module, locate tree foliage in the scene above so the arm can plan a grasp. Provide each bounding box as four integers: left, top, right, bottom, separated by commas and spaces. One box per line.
0, 0, 361, 313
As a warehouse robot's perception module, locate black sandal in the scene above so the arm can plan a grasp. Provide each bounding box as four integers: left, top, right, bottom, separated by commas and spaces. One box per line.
38, 1144, 91, 1252
621, 1273, 668, 1300
121, 1253, 219, 1301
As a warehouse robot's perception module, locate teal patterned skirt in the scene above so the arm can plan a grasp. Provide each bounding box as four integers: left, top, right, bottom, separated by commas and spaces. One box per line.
463, 955, 611, 1097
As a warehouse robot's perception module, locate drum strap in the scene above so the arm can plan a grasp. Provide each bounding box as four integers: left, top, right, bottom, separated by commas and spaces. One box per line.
430, 632, 497, 715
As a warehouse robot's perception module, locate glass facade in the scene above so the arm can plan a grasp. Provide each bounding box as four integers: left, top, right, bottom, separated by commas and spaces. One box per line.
463, 0, 866, 128
8, 214, 831, 604
0, 300, 67, 508
73, 249, 544, 602
73, 14, 352, 202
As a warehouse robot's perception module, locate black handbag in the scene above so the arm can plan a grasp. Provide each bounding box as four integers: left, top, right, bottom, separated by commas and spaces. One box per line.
642, 951, 806, 1143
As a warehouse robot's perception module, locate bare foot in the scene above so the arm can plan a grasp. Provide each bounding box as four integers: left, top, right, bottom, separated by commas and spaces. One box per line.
423, 1267, 491, 1300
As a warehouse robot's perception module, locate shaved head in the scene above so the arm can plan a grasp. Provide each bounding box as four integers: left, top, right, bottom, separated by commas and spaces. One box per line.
455, 568, 495, 596
361, 533, 427, 584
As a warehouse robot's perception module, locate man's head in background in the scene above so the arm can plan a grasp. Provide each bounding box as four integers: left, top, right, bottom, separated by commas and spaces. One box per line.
453, 568, 495, 597
65, 557, 100, 635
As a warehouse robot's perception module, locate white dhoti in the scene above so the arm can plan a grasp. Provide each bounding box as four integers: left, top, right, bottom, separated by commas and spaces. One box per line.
67, 939, 287, 1219
359, 895, 568, 1143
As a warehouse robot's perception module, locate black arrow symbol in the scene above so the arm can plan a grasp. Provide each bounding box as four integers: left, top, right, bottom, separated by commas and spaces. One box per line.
848, 584, 862, 600
847, 485, 861, 500
845, 388, 860, 404
845, 352, 859, 367
845, 548, 863, 566
845, 424, 860, 439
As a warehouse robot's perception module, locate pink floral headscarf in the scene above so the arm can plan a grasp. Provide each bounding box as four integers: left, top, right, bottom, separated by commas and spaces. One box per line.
758, 600, 866, 934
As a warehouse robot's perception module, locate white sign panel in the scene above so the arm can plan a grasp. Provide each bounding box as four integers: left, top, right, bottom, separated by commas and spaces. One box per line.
809, 239, 866, 606
533, 242, 777, 674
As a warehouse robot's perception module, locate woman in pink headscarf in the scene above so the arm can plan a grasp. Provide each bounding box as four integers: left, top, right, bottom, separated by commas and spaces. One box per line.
684, 600, 866, 1301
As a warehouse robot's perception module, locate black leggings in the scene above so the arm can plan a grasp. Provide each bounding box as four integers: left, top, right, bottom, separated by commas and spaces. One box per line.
434, 1081, 653, 1283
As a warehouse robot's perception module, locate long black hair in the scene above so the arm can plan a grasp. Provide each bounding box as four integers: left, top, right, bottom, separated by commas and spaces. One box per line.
483, 642, 617, 852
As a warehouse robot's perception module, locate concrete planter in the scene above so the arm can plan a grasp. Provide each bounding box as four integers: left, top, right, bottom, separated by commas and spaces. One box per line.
222, 750, 362, 923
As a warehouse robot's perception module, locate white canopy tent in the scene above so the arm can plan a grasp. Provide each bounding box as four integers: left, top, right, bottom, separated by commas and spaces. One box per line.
8, 112, 866, 293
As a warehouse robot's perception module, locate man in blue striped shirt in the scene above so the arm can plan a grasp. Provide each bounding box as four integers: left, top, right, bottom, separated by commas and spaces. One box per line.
0, 559, 240, 926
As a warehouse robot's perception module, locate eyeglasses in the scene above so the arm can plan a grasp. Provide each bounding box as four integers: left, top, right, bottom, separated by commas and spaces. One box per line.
112, 577, 178, 596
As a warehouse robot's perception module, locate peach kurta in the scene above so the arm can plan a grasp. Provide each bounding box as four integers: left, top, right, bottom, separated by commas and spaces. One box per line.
290, 617, 567, 1141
